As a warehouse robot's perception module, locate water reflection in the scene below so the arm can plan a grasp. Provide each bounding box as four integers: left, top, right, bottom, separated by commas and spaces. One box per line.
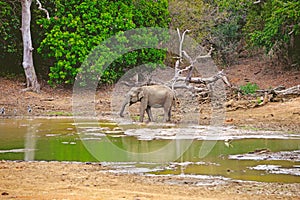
0, 118, 299, 183
24, 121, 40, 161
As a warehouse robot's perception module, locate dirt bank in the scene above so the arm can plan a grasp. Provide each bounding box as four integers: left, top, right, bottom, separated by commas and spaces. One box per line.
226, 97, 300, 132
1, 75, 300, 132
0, 161, 299, 200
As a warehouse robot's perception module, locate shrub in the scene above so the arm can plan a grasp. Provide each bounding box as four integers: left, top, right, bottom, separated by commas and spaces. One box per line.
37, 0, 170, 86
240, 83, 259, 94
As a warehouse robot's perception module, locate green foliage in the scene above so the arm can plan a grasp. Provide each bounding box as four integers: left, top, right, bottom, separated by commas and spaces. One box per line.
37, 0, 170, 85
0, 0, 57, 75
210, 16, 243, 65
0, 1, 23, 73
0, 1, 21, 54
169, 0, 210, 41
76, 28, 169, 86
240, 83, 259, 94
256, 97, 263, 105
46, 111, 73, 116
245, 0, 300, 66
133, 0, 169, 27
249, 1, 300, 51
2, 0, 299, 83
169, 0, 248, 65
209, 0, 251, 65
170, 0, 300, 67
208, 0, 300, 67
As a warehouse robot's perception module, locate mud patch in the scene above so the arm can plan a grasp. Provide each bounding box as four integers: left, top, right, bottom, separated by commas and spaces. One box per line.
123, 125, 300, 140
249, 165, 300, 176
229, 150, 300, 162
147, 174, 231, 186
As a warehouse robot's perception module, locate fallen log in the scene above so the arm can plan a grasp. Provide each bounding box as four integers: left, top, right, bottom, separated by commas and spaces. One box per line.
273, 85, 300, 95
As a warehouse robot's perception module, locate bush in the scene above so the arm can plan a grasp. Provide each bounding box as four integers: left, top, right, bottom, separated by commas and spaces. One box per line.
37, 0, 170, 86
246, 0, 300, 67
240, 83, 259, 94
0, 1, 23, 73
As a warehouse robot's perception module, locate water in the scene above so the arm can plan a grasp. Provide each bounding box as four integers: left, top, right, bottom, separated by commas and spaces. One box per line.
0, 118, 299, 184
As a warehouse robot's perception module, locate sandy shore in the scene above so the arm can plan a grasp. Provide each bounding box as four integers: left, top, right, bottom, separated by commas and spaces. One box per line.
1, 161, 299, 200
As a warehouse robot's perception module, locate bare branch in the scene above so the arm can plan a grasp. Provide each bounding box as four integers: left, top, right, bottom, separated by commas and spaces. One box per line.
178, 29, 190, 61
288, 29, 294, 35
176, 28, 181, 43
36, 0, 50, 20
253, 0, 261, 4
177, 65, 193, 74
182, 50, 193, 64
175, 70, 231, 88
172, 29, 192, 89
274, 85, 300, 95
195, 46, 214, 60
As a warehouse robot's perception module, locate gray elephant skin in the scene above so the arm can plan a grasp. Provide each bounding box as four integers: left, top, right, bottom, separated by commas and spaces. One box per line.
119, 85, 175, 122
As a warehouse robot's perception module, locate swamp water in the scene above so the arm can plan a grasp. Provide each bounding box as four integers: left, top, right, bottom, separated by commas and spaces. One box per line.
0, 118, 299, 184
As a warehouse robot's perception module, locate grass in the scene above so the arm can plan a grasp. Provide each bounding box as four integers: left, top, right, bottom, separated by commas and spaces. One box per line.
240, 83, 259, 94
46, 111, 73, 116
239, 125, 266, 132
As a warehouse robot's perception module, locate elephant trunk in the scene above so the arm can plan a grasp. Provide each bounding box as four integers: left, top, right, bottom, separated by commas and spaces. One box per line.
119, 99, 129, 117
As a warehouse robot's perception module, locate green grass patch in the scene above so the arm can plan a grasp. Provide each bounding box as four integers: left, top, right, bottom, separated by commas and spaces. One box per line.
240, 83, 259, 94
46, 111, 73, 116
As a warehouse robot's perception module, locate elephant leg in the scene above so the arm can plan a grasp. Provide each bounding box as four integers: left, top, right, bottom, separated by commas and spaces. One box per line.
146, 106, 154, 121
139, 102, 148, 122
163, 103, 172, 122
163, 107, 169, 122
139, 107, 145, 122
167, 109, 171, 122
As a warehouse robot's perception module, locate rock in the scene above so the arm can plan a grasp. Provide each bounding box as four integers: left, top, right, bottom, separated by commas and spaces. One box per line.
1, 192, 9, 196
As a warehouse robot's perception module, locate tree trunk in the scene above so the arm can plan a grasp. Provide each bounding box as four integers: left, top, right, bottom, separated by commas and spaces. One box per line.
21, 0, 40, 93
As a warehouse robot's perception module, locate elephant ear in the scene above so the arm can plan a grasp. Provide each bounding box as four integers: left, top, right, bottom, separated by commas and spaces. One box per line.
138, 89, 144, 100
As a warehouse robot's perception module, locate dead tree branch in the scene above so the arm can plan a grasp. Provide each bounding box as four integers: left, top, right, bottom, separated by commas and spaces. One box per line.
177, 28, 190, 62
273, 85, 300, 96
256, 85, 300, 98
171, 29, 231, 93
253, 0, 261, 4
177, 70, 230, 85
172, 29, 191, 90
36, 0, 50, 20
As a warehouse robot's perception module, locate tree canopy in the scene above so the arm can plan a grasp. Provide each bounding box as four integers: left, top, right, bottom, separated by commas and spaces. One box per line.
0, 0, 22, 73
169, 0, 300, 67
0, 0, 299, 86
37, 0, 170, 85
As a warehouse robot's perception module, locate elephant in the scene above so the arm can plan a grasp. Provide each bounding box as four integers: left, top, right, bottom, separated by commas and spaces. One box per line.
119, 85, 175, 122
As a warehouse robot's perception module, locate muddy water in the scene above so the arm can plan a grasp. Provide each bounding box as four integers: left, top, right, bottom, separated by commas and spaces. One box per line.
0, 118, 299, 184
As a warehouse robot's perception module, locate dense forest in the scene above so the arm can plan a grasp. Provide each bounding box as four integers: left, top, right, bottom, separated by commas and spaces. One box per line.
0, 0, 299, 87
